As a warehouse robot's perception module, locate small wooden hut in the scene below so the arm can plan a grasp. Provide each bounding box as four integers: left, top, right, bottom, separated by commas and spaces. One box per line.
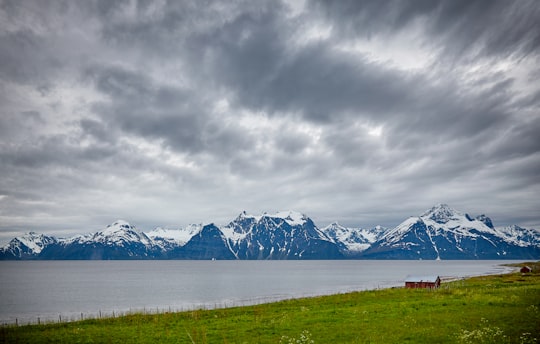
404, 275, 441, 289
520, 266, 532, 273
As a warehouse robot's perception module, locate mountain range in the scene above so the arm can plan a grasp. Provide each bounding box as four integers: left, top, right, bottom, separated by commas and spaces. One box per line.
1, 205, 539, 260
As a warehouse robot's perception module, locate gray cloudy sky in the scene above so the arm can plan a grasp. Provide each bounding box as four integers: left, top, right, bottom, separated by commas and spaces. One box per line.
1, 0, 539, 241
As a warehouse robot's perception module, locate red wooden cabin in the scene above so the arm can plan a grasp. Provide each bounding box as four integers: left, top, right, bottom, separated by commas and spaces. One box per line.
404, 275, 441, 289
520, 266, 532, 273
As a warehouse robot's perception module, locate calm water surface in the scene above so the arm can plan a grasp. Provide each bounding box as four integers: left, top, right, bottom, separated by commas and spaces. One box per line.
0, 260, 518, 324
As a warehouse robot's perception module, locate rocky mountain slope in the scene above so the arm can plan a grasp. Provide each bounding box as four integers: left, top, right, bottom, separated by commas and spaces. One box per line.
221, 211, 343, 259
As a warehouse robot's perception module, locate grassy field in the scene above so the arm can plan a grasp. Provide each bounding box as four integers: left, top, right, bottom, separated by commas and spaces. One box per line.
1, 262, 539, 344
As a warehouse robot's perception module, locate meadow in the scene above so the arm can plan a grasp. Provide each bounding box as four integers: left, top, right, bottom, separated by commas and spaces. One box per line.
1, 262, 539, 343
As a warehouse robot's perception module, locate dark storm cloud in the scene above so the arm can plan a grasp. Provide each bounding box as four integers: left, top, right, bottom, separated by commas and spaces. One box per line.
485, 116, 540, 163
177, 0, 524, 156
244, 45, 415, 122
386, 80, 512, 148
0, 31, 41, 83
0, 0, 539, 239
180, 4, 418, 124
85, 64, 254, 158
96, 0, 278, 64
0, 111, 43, 140
0, 133, 119, 173
0, 1, 84, 87
275, 131, 311, 155
80, 118, 115, 144
85, 64, 205, 152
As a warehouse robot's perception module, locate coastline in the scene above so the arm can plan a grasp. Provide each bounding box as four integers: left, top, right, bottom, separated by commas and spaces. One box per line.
2, 261, 538, 343
0, 260, 533, 327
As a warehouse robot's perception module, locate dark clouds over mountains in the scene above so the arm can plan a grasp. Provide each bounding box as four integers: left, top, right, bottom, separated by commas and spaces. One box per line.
0, 0, 539, 240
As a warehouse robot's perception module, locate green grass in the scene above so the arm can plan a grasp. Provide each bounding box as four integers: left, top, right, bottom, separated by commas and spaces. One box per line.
2, 262, 539, 344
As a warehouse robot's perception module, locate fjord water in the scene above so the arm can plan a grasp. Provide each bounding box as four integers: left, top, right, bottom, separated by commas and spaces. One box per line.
0, 260, 517, 325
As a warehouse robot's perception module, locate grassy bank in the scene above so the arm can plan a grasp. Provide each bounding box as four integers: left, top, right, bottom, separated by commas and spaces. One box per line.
1, 262, 539, 344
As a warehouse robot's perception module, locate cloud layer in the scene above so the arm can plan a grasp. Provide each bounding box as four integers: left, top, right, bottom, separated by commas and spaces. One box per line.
1, 0, 539, 240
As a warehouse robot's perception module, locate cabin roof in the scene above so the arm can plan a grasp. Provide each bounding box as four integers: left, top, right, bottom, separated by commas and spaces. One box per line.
404, 275, 440, 283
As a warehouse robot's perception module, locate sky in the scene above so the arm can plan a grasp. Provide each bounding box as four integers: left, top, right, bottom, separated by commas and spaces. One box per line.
0, 0, 539, 242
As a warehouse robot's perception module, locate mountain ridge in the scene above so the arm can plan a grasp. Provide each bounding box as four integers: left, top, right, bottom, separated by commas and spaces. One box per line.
1, 205, 538, 260
361, 204, 539, 259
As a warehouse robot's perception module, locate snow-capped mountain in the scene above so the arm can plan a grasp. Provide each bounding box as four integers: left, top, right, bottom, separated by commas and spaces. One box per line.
220, 211, 343, 259
0, 232, 57, 259
0, 213, 343, 260
1, 206, 538, 260
82, 220, 152, 246
495, 225, 539, 246
361, 204, 540, 259
320, 222, 386, 256
35, 220, 161, 259
146, 224, 202, 251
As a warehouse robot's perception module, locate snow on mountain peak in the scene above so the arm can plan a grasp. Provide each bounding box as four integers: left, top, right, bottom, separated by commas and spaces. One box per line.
145, 224, 202, 245
417, 204, 500, 236
6, 232, 56, 254
496, 225, 540, 247
271, 210, 307, 225
93, 220, 151, 245
321, 222, 386, 254
382, 216, 424, 242
420, 204, 461, 224
234, 211, 259, 222
233, 210, 308, 226
105, 220, 136, 232
100, 220, 139, 235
